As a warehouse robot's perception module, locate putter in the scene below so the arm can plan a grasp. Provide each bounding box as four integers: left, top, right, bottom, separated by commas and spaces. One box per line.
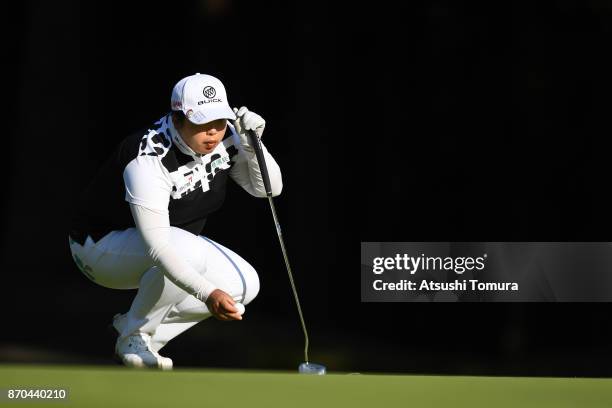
232, 120, 326, 376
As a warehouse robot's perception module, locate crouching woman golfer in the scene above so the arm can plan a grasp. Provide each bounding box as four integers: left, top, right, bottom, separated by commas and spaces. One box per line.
68, 73, 282, 369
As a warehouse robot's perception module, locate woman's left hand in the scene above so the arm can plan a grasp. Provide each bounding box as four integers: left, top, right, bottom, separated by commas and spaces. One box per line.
232, 106, 266, 150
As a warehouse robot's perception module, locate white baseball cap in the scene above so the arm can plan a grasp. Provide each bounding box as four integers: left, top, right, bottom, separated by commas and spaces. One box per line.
170, 73, 236, 124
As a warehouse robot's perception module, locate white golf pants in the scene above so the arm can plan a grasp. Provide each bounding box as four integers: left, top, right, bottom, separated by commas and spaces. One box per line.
68, 227, 260, 351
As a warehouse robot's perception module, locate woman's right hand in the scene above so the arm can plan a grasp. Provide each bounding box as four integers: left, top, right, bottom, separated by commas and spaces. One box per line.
205, 289, 242, 321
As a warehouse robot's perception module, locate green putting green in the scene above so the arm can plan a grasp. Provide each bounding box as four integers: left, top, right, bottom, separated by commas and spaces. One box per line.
1, 365, 611, 408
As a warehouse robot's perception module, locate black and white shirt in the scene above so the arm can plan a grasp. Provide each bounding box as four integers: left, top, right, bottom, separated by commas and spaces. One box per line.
71, 113, 282, 242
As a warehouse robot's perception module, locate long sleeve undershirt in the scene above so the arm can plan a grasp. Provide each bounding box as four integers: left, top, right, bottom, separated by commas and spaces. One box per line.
229, 143, 282, 197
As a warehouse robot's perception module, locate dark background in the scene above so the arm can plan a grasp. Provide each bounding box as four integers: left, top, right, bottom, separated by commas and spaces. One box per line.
2, 0, 612, 376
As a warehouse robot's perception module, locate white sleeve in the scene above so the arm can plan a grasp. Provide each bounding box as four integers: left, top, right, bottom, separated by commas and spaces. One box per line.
129, 203, 218, 301
229, 141, 283, 197
123, 156, 172, 212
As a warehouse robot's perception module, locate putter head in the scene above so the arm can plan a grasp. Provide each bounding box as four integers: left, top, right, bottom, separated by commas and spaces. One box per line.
298, 362, 326, 375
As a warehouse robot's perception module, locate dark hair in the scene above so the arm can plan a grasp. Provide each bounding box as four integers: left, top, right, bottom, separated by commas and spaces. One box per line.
171, 110, 186, 128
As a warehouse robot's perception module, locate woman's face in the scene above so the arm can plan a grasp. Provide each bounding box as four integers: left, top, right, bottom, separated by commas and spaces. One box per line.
176, 117, 227, 154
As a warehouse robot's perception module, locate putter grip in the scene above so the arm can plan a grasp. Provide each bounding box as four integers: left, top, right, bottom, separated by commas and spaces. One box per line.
246, 129, 273, 196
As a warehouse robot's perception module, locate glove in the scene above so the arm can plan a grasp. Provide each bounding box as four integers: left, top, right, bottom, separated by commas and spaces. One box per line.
233, 106, 266, 151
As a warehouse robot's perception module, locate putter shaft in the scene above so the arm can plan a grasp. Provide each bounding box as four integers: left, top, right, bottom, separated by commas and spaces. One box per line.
267, 196, 310, 363
237, 123, 311, 364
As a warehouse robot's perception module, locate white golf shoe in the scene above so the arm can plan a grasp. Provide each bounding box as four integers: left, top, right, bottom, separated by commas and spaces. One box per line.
112, 314, 173, 370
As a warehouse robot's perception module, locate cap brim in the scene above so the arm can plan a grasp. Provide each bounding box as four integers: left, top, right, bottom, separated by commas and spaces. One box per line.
186, 103, 236, 125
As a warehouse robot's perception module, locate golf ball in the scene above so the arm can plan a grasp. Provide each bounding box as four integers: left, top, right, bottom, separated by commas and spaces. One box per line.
235, 303, 245, 315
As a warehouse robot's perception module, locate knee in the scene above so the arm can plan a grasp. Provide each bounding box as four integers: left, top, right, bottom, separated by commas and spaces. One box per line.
242, 264, 260, 305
